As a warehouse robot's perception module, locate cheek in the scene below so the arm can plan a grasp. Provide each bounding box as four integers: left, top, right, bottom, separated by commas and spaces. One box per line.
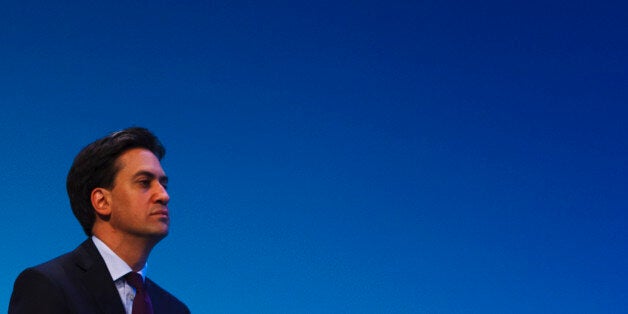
117, 192, 151, 212
111, 186, 152, 207
111, 191, 137, 212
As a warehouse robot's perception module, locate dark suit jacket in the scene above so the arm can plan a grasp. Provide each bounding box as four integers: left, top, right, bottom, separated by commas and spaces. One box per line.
9, 239, 190, 314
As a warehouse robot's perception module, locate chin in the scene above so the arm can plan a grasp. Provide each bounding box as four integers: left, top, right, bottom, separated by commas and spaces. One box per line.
154, 229, 169, 238
145, 228, 169, 241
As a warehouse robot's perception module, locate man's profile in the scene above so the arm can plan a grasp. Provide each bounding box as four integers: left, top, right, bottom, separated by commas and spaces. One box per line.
9, 127, 190, 314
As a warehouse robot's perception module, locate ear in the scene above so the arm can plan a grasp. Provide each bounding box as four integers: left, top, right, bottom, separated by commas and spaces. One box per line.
91, 188, 112, 216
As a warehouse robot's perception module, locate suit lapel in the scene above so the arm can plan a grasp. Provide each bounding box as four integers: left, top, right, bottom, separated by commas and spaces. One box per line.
73, 239, 126, 314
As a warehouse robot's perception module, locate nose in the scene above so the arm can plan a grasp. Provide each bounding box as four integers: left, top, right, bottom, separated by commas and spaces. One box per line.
154, 182, 170, 206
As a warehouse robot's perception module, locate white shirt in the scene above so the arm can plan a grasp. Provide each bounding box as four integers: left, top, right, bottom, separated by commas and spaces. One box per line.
92, 236, 147, 314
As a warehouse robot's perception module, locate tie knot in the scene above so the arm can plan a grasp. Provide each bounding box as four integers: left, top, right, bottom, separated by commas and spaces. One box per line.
125, 272, 145, 292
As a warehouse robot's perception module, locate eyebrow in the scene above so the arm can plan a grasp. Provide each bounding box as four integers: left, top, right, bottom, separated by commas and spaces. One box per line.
133, 170, 169, 184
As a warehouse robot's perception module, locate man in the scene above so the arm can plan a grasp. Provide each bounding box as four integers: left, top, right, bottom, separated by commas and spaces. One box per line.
9, 127, 190, 314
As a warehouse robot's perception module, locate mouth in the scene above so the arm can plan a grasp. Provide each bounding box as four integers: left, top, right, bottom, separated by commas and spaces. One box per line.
151, 209, 169, 218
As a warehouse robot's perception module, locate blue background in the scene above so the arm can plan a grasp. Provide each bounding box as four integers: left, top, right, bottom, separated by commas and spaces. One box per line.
1, 1, 627, 313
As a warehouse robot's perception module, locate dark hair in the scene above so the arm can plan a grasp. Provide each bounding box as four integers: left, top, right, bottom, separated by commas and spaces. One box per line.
66, 127, 166, 236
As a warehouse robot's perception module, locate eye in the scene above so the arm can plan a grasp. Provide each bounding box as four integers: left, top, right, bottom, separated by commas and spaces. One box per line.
138, 179, 151, 188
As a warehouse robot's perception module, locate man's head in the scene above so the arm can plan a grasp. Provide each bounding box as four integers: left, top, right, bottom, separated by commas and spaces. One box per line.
67, 127, 166, 236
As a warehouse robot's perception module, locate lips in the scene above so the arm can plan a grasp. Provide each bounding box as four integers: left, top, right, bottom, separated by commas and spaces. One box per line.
151, 208, 169, 217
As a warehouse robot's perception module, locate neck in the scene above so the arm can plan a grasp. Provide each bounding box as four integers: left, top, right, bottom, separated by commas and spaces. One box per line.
92, 227, 161, 271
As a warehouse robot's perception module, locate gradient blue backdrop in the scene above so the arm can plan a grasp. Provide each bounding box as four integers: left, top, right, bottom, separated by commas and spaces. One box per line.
1, 1, 627, 313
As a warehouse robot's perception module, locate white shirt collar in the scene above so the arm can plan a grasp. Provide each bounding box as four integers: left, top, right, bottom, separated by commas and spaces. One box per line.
91, 236, 147, 282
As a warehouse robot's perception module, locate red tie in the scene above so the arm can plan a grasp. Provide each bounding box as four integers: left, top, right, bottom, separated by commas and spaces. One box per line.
125, 272, 154, 314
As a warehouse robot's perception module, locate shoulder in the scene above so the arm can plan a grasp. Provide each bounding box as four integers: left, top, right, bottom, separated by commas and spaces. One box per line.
24, 239, 96, 279
8, 239, 103, 313
146, 278, 191, 314
18, 247, 77, 283
9, 260, 73, 313
9, 242, 82, 294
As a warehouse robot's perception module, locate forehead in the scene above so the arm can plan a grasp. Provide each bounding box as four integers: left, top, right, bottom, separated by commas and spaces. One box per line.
115, 148, 165, 175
